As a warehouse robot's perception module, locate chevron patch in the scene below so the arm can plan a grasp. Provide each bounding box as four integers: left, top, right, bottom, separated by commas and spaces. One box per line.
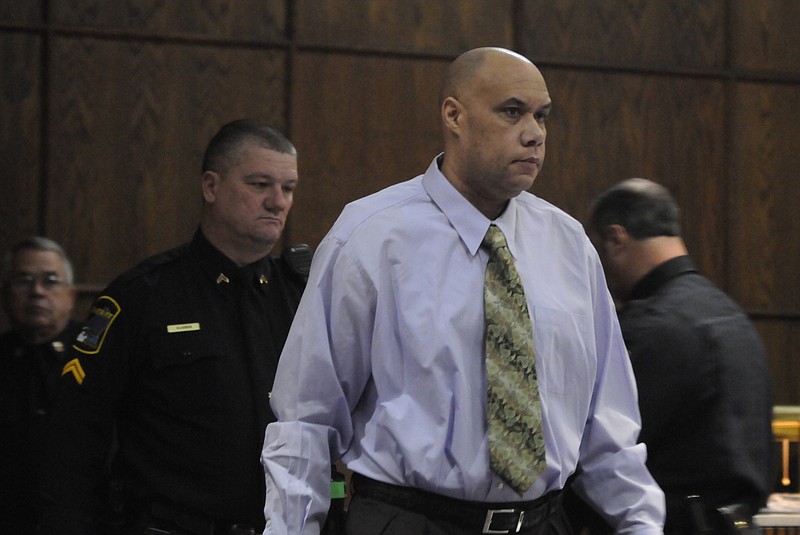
62, 358, 86, 385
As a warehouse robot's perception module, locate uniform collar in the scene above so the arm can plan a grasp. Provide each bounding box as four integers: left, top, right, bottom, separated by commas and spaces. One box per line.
6, 320, 80, 361
190, 229, 272, 289
627, 255, 699, 301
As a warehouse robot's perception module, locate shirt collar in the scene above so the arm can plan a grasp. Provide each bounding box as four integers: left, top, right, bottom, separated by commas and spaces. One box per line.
422, 154, 519, 257
627, 255, 699, 301
191, 229, 272, 289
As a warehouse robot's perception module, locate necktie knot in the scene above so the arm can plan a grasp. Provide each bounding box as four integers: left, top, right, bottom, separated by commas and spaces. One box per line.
483, 225, 508, 254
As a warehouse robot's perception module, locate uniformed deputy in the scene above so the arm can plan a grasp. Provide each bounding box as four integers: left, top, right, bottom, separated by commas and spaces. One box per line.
40, 120, 309, 535
0, 237, 79, 534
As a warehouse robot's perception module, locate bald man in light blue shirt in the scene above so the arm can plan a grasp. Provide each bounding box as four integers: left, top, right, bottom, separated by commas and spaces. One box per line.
261, 47, 664, 535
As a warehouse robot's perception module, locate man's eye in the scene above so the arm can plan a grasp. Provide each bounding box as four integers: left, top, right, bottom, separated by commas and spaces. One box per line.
503, 107, 521, 118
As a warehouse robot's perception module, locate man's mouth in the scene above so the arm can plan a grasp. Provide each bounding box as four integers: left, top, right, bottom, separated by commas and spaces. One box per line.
513, 157, 541, 169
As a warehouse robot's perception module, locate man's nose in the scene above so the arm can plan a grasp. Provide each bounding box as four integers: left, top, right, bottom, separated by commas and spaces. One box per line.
265, 186, 289, 210
31, 280, 48, 293
521, 114, 545, 147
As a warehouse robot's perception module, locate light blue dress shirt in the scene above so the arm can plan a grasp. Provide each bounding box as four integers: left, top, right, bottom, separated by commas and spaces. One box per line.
261, 156, 665, 534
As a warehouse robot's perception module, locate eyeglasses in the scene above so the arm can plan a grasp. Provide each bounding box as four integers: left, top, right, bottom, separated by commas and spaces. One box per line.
5, 273, 69, 292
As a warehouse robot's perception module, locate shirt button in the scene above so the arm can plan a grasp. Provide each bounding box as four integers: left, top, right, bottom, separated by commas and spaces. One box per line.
498, 482, 504, 489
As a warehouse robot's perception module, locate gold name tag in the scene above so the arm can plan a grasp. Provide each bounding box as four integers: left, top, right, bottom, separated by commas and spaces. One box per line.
167, 323, 200, 333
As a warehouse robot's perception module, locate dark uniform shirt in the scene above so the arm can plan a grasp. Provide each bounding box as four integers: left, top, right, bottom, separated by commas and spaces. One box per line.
0, 320, 80, 534
620, 255, 773, 532
41, 230, 306, 534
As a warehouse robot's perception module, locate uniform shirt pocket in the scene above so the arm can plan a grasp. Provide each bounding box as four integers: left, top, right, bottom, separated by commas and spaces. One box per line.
145, 328, 230, 414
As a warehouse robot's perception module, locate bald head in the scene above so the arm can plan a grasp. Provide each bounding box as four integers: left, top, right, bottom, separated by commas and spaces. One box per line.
439, 47, 539, 108
589, 178, 682, 240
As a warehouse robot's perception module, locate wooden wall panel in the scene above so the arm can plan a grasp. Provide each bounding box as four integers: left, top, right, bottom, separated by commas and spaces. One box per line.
0, 1, 41, 23
0, 32, 43, 334
756, 320, 800, 405
518, 1, 725, 69
295, 0, 512, 54
49, 0, 286, 40
732, 0, 800, 76
290, 52, 446, 247
729, 82, 800, 314
46, 37, 287, 285
0, 33, 42, 259
533, 69, 727, 286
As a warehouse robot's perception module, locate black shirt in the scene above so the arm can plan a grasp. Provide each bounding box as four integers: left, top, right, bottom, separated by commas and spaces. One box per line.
0, 321, 80, 534
41, 230, 305, 534
620, 256, 772, 530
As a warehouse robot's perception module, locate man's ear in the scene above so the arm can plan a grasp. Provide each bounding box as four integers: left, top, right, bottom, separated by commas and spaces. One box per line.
201, 170, 220, 203
442, 96, 462, 133
605, 224, 630, 254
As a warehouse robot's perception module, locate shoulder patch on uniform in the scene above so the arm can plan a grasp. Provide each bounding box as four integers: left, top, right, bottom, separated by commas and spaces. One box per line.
74, 295, 121, 355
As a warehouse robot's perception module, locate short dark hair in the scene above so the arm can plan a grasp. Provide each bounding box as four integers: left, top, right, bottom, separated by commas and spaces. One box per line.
2, 236, 74, 285
201, 119, 296, 174
589, 178, 682, 240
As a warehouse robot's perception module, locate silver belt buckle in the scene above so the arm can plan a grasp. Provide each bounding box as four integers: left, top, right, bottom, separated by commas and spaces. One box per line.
482, 508, 525, 534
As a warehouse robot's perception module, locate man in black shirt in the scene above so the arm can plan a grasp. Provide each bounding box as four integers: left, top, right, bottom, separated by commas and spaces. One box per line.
41, 120, 309, 535
570, 178, 772, 533
0, 237, 80, 534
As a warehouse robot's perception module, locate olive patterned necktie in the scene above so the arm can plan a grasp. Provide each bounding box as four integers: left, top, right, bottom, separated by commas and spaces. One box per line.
483, 224, 545, 494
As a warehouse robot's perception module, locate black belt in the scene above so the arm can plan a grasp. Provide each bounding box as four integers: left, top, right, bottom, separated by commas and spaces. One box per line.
351, 473, 563, 534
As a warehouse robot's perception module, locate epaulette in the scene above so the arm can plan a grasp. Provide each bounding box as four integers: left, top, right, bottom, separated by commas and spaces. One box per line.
110, 243, 189, 287
282, 244, 313, 282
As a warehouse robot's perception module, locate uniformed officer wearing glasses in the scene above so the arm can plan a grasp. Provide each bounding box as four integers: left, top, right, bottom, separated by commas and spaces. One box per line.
0, 237, 79, 534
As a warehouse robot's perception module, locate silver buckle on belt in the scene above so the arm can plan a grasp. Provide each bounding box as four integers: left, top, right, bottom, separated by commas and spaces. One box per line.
482, 508, 525, 534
